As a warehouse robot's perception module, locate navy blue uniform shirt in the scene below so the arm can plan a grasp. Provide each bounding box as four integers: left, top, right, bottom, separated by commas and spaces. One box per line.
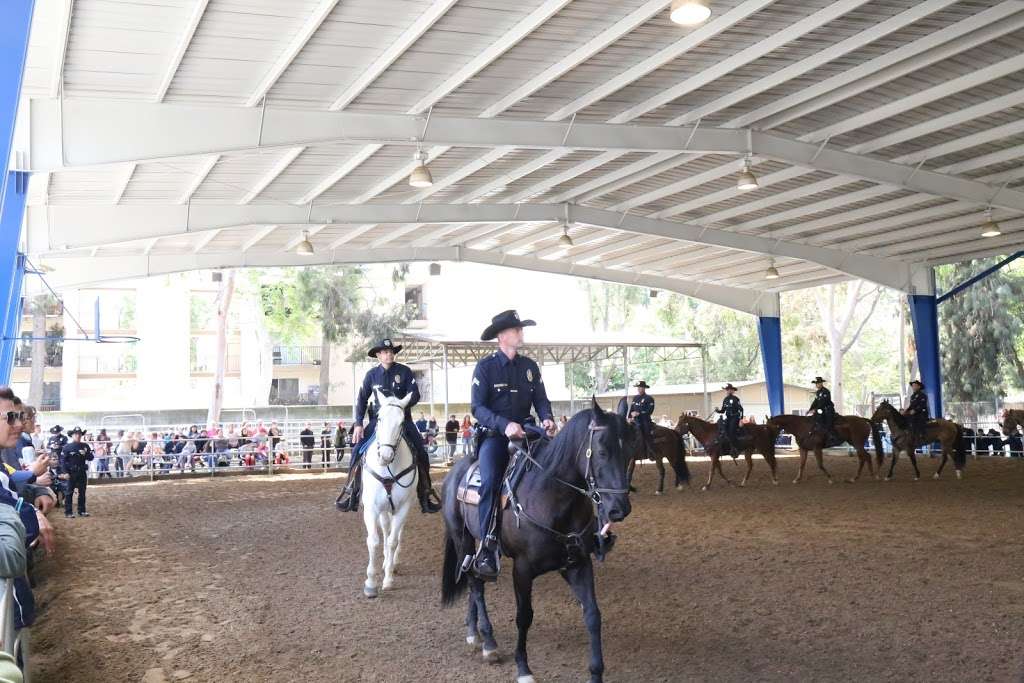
810, 387, 834, 412
471, 351, 553, 432
355, 362, 420, 424
630, 394, 655, 420
60, 441, 93, 475
719, 394, 743, 418
907, 390, 929, 419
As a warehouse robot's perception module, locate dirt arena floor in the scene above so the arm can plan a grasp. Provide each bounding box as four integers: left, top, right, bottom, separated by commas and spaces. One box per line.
28, 455, 1024, 682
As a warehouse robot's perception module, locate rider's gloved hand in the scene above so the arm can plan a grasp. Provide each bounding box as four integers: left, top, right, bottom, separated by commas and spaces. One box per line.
505, 422, 525, 440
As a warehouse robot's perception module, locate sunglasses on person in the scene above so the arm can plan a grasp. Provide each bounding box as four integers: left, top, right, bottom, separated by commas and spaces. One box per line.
3, 411, 24, 425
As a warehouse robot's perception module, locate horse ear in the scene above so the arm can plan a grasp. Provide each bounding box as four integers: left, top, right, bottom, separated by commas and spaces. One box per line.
592, 396, 605, 417
399, 392, 413, 409
372, 388, 381, 405
616, 396, 628, 420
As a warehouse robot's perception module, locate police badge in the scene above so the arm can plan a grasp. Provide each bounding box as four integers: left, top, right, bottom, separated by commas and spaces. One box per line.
526, 368, 533, 382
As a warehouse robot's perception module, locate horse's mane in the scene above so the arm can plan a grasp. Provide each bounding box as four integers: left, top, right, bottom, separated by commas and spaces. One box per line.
535, 409, 607, 469
878, 401, 908, 428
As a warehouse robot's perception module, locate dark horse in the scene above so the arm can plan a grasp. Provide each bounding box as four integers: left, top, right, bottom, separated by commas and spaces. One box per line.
616, 397, 690, 495
1001, 408, 1024, 436
871, 400, 966, 481
441, 400, 633, 683
767, 413, 884, 484
674, 414, 779, 490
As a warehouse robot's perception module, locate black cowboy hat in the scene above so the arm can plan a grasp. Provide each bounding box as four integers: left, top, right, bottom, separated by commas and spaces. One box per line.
634, 380, 650, 389
909, 379, 924, 388
481, 309, 535, 341
812, 376, 827, 384
367, 338, 402, 358
722, 383, 738, 391
49, 425, 63, 434
68, 426, 85, 436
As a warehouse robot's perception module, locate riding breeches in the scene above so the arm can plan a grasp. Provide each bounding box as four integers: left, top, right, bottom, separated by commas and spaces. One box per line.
476, 434, 510, 542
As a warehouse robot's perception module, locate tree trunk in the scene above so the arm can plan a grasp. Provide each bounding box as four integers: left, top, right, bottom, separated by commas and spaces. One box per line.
27, 297, 46, 406
830, 335, 844, 413
318, 336, 331, 405
206, 270, 235, 426
898, 300, 906, 404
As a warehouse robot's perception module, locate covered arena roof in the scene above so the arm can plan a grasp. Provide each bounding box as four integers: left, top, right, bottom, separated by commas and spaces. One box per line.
15, 0, 1024, 315
385, 330, 703, 366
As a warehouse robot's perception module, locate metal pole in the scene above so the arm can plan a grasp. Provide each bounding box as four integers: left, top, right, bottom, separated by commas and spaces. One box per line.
442, 345, 449, 424
568, 361, 575, 415
701, 345, 709, 416
351, 362, 357, 422
429, 361, 435, 417
622, 346, 629, 398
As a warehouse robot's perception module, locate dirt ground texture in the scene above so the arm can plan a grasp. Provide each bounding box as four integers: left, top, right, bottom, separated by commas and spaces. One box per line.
29, 455, 1024, 682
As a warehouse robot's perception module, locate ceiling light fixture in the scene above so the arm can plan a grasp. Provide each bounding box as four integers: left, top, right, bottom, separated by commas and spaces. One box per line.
980, 207, 1002, 238
670, 0, 711, 26
737, 156, 758, 191
409, 146, 433, 188
765, 259, 780, 280
429, 262, 441, 276
559, 221, 574, 247
296, 230, 315, 256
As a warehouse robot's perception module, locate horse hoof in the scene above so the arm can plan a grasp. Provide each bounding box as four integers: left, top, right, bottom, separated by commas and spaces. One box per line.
466, 635, 478, 647
482, 648, 499, 663
675, 485, 684, 491
382, 580, 394, 591
956, 471, 963, 480
791, 479, 800, 485
827, 480, 834, 485
884, 477, 892, 482
517, 676, 536, 683
933, 473, 940, 480
913, 477, 919, 482
846, 479, 856, 484
700, 485, 709, 492
654, 490, 662, 496
772, 480, 779, 486
363, 586, 378, 599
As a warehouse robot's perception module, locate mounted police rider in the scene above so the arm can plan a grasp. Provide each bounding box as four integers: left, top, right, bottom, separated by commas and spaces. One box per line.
335, 338, 441, 513
629, 381, 655, 455
715, 384, 743, 455
903, 379, 929, 444
471, 310, 555, 580
808, 376, 837, 437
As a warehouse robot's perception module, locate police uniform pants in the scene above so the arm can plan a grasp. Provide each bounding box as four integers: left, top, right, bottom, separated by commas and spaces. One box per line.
65, 473, 87, 515
476, 434, 510, 542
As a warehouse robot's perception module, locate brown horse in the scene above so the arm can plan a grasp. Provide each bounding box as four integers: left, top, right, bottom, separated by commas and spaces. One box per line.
617, 398, 690, 495
767, 413, 884, 484
1001, 408, 1024, 436
871, 400, 966, 481
674, 415, 779, 490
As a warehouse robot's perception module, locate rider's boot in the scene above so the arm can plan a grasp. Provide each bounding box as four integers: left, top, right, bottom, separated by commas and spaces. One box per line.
416, 457, 441, 513
334, 461, 362, 511
474, 534, 500, 581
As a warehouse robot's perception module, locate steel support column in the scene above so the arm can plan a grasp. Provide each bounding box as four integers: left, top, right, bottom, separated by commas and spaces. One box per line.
757, 315, 785, 416
909, 288, 943, 418
0, 172, 28, 385
0, 0, 35, 212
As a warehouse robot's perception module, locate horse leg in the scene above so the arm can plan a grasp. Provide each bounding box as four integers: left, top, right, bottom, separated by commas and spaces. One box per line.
626, 458, 637, 493
465, 590, 480, 647
470, 576, 499, 662
562, 560, 605, 683
934, 447, 948, 480
702, 454, 716, 491
513, 563, 536, 683
655, 455, 665, 495
793, 447, 808, 484
714, 455, 733, 486
849, 447, 868, 483
740, 452, 752, 487
814, 447, 834, 484
382, 501, 411, 590
362, 506, 381, 598
908, 449, 921, 481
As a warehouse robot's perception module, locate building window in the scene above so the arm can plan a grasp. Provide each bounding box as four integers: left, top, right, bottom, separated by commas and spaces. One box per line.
405, 285, 426, 320
190, 336, 240, 373
78, 344, 137, 374
81, 290, 136, 331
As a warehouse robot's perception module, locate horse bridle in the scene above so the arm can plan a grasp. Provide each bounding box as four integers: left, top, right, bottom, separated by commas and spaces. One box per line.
367, 406, 415, 511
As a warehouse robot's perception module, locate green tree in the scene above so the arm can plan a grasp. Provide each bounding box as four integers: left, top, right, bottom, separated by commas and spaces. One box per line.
257, 265, 411, 404
937, 258, 1024, 402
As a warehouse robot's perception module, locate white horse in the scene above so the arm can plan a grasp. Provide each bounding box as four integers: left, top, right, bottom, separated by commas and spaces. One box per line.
361, 389, 418, 598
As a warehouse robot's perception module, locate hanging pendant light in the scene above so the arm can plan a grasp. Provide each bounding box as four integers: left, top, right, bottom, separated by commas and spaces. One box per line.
559, 221, 574, 247
670, 0, 711, 26
296, 230, 315, 256
409, 148, 433, 188
764, 259, 780, 280
737, 156, 758, 191
980, 207, 1002, 237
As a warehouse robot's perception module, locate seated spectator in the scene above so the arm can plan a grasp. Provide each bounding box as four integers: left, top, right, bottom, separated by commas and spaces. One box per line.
273, 440, 291, 465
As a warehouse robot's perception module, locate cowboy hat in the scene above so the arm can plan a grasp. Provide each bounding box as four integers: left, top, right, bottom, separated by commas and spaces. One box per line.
68, 426, 85, 436
812, 376, 827, 384
722, 383, 738, 391
909, 379, 924, 388
49, 425, 63, 434
367, 338, 402, 358
634, 380, 650, 389
480, 309, 536, 341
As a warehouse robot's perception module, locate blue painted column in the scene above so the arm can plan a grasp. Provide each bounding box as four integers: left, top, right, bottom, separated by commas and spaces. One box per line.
909, 292, 942, 418
0, 1, 38, 386
758, 315, 784, 416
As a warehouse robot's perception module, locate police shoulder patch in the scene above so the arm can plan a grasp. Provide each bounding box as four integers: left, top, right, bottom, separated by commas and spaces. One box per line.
526, 368, 533, 382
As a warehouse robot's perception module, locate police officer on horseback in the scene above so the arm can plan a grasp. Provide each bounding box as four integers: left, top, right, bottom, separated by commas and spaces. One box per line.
335, 338, 441, 513
903, 379, 929, 444
808, 376, 837, 435
471, 310, 555, 580
629, 381, 655, 455
715, 384, 743, 455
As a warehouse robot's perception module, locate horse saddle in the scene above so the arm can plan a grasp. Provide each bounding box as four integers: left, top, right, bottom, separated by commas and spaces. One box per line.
456, 445, 532, 509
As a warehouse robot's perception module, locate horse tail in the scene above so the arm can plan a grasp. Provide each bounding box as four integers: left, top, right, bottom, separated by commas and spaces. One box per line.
953, 423, 968, 471
671, 430, 690, 484
869, 420, 885, 469
441, 532, 468, 608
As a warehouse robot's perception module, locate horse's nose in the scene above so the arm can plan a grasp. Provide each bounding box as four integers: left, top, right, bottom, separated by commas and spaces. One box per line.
608, 499, 630, 522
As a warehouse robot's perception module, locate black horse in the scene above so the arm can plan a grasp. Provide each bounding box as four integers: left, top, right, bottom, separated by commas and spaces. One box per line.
441, 399, 633, 683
